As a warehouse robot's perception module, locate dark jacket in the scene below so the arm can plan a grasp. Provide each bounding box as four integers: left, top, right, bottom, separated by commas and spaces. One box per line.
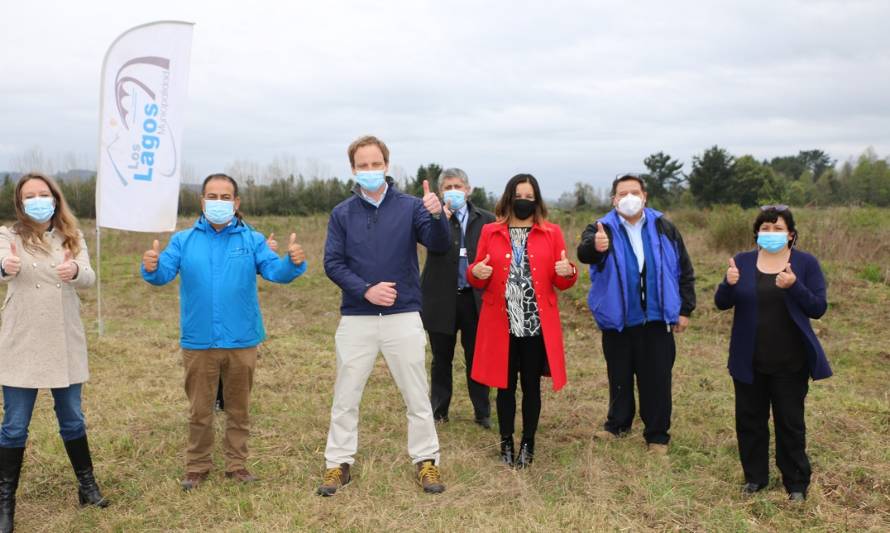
324, 178, 451, 316
714, 249, 831, 385
420, 202, 494, 334
577, 208, 696, 331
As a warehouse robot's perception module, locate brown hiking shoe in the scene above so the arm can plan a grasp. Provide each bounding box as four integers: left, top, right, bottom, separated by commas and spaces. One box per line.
593, 430, 619, 441
317, 463, 351, 497
225, 469, 258, 483
647, 443, 669, 456
416, 460, 445, 494
181, 471, 209, 491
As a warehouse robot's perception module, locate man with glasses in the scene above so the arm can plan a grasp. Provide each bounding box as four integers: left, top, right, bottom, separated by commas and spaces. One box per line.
318, 135, 450, 496
576, 174, 696, 455
420, 168, 494, 429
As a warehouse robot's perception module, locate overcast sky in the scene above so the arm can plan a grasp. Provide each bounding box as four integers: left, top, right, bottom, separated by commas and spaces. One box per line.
2, 0, 889, 195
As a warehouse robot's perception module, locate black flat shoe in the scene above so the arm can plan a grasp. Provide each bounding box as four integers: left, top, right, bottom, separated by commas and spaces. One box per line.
742, 482, 766, 494
499, 437, 514, 467
474, 417, 492, 430
516, 439, 534, 469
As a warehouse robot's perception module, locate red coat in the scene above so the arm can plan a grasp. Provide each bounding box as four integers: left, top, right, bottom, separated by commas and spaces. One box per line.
467, 221, 577, 391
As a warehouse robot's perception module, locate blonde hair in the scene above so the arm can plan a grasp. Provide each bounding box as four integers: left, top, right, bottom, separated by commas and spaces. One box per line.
13, 173, 82, 256
347, 135, 390, 168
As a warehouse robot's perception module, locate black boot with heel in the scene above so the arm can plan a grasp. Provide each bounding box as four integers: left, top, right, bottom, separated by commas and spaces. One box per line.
63, 436, 109, 508
499, 436, 515, 467
0, 447, 25, 533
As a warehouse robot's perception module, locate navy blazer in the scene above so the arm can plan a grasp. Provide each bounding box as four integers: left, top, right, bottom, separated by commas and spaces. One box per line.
714, 248, 832, 384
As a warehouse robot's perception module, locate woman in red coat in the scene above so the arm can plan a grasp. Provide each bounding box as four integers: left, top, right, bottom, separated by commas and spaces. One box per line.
467, 174, 577, 468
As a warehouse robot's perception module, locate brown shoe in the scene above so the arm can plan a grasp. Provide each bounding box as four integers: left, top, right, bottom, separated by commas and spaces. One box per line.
181, 471, 209, 491
416, 460, 445, 494
225, 469, 258, 483
317, 463, 351, 497
647, 443, 669, 456
593, 430, 619, 441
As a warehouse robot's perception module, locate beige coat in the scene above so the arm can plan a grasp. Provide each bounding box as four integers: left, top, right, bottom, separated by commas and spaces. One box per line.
0, 226, 95, 388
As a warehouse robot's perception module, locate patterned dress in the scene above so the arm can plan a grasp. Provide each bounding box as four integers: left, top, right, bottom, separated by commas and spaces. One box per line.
505, 227, 541, 337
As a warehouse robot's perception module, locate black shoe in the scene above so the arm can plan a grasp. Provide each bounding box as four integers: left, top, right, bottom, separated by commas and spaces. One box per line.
516, 438, 534, 469
474, 417, 492, 430
742, 482, 767, 494
499, 436, 514, 467
63, 436, 109, 508
0, 447, 25, 533
434, 415, 449, 425
788, 491, 806, 502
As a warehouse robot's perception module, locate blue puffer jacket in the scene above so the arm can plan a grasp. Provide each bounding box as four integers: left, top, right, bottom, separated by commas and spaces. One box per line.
577, 208, 696, 331
324, 178, 451, 315
141, 216, 306, 349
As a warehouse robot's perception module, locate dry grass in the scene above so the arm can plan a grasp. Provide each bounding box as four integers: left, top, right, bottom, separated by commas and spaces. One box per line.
4, 208, 889, 532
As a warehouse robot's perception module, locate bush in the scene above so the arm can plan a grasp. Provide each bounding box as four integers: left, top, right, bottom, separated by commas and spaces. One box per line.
706, 205, 754, 254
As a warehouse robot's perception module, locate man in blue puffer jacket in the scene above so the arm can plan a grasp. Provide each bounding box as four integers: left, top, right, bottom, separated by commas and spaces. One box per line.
317, 135, 450, 496
141, 173, 307, 491
577, 174, 695, 455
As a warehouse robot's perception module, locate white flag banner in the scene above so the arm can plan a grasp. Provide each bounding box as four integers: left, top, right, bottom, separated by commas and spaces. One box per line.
96, 21, 194, 232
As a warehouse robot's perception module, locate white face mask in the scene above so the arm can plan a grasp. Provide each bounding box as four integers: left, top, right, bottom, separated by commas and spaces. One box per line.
616, 193, 643, 217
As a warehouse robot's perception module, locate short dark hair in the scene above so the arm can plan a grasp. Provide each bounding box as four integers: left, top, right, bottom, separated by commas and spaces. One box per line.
753, 206, 797, 248
611, 174, 647, 196
494, 173, 548, 223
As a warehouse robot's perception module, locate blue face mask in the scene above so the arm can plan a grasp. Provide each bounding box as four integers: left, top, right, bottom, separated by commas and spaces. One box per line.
443, 190, 466, 211
23, 197, 55, 223
757, 231, 789, 252
355, 170, 385, 192
204, 200, 235, 225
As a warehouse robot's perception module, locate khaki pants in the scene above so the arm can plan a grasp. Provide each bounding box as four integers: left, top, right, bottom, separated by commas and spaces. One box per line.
324, 312, 440, 468
182, 347, 257, 473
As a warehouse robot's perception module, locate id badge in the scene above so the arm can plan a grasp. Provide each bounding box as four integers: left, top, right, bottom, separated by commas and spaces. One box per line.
459, 247, 468, 258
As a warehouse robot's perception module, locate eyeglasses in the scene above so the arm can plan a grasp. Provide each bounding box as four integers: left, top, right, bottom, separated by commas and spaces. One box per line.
760, 204, 789, 212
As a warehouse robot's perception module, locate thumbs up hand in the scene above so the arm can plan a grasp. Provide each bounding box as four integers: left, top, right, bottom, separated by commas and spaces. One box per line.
594, 222, 609, 253
287, 232, 305, 266
266, 232, 279, 253
726, 257, 740, 286
472, 254, 493, 280
443, 199, 453, 220
1, 241, 21, 276
422, 180, 442, 216
776, 262, 796, 289
56, 248, 79, 282
555, 249, 574, 277
143, 239, 161, 273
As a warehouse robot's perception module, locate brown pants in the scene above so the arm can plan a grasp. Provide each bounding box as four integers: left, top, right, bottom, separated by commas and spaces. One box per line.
182, 347, 257, 473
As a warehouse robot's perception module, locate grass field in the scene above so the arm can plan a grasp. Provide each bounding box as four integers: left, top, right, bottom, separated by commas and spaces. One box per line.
5, 207, 890, 532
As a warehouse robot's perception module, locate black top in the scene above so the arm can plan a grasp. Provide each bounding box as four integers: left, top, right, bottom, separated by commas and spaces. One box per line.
753, 269, 807, 374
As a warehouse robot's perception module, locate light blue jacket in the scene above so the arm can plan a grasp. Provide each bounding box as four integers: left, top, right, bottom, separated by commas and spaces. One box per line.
141, 216, 306, 349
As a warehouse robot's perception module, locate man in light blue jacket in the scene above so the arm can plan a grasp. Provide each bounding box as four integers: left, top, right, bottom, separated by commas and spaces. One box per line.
141, 173, 306, 491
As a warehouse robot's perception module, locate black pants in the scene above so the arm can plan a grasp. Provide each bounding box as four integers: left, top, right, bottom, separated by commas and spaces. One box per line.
497, 335, 547, 440
601, 322, 675, 444
429, 291, 490, 421
734, 367, 811, 493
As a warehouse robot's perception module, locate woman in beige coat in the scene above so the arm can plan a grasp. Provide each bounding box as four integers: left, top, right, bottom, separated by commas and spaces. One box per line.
0, 173, 108, 533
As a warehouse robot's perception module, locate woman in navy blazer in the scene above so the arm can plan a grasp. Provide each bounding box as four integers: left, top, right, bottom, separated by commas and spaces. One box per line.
715, 206, 831, 502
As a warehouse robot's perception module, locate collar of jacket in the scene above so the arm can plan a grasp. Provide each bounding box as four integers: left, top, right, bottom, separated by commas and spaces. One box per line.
351, 176, 396, 206
193, 215, 247, 233
603, 206, 663, 231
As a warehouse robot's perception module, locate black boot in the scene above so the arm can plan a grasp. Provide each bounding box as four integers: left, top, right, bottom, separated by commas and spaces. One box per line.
516, 438, 534, 469
499, 436, 514, 467
0, 447, 25, 533
63, 436, 109, 508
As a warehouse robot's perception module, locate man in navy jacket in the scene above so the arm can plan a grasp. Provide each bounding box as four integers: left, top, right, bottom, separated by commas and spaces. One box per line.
577, 175, 695, 455
318, 135, 450, 496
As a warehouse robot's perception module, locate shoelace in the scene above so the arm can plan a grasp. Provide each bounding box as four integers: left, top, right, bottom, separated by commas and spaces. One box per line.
418, 462, 441, 484
323, 467, 343, 486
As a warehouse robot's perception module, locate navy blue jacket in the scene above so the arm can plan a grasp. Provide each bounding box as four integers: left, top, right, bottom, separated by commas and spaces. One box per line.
324, 179, 451, 315
714, 249, 832, 384
577, 208, 696, 331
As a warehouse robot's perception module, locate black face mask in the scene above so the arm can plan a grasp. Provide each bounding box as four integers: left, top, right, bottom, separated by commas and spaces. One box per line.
512, 199, 536, 221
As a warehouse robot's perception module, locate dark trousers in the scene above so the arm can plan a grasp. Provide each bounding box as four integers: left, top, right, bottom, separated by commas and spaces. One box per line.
601, 322, 676, 444
497, 335, 547, 440
733, 367, 811, 493
429, 291, 490, 421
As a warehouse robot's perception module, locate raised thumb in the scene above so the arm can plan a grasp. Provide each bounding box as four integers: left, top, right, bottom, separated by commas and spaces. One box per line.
729, 257, 737, 269
785, 263, 793, 273
422, 180, 431, 195
9, 242, 16, 256
63, 249, 73, 262
267, 232, 275, 242
289, 233, 297, 246
560, 250, 567, 261
481, 254, 490, 264
596, 222, 605, 233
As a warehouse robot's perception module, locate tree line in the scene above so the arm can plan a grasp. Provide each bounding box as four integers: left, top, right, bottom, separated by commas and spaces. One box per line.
1, 147, 888, 220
